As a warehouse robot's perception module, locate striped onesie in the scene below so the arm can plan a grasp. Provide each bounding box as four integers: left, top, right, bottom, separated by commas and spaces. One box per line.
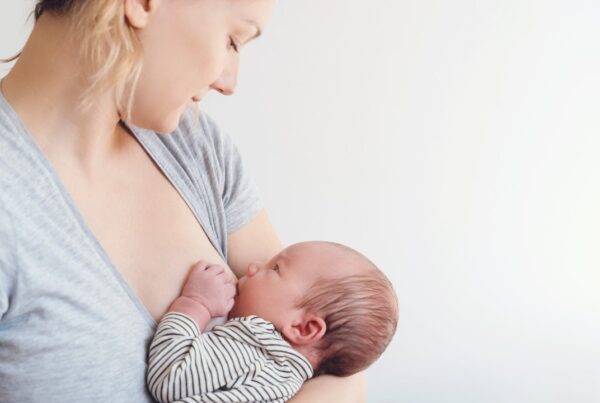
147, 313, 314, 403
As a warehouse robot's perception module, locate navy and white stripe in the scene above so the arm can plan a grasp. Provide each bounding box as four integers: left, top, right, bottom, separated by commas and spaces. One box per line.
147, 313, 313, 403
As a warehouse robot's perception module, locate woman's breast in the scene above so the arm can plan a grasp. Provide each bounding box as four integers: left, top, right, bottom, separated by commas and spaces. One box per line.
88, 177, 233, 322
57, 141, 234, 323
120, 214, 230, 322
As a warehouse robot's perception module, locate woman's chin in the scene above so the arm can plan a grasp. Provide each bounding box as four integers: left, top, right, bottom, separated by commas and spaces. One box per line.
129, 102, 195, 134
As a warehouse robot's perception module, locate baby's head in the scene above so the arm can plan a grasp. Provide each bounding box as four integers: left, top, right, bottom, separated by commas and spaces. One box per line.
228, 241, 398, 376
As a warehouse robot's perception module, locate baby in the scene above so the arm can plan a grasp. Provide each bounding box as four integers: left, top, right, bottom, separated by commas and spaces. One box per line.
147, 241, 398, 403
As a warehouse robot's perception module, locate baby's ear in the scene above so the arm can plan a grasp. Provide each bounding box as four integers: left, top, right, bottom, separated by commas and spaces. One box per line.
282, 314, 326, 346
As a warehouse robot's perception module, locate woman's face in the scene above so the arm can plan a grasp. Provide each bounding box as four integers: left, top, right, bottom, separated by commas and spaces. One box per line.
124, 0, 276, 133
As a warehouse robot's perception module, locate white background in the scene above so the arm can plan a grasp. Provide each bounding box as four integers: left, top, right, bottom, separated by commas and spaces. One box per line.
2, 1, 600, 402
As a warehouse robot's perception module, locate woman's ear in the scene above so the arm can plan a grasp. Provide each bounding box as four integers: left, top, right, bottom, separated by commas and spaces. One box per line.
124, 0, 158, 29
282, 314, 327, 346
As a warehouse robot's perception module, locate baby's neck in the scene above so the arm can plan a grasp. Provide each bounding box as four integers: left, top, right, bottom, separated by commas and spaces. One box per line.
289, 343, 321, 373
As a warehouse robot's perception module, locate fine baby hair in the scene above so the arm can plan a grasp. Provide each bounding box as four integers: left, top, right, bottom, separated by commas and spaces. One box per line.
298, 242, 399, 377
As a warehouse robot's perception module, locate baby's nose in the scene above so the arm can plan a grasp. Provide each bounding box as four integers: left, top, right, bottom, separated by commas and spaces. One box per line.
247, 264, 259, 277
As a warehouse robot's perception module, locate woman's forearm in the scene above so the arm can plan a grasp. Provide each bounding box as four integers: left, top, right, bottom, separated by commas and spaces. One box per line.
227, 209, 283, 278
288, 372, 368, 403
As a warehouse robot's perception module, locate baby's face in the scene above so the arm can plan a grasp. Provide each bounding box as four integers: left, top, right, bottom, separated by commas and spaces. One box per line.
228, 242, 356, 330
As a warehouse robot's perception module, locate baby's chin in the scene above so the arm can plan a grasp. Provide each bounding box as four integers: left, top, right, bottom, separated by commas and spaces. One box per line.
228, 304, 265, 322
227, 303, 245, 319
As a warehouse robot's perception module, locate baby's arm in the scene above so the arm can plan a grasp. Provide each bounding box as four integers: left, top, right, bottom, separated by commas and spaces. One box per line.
147, 261, 236, 403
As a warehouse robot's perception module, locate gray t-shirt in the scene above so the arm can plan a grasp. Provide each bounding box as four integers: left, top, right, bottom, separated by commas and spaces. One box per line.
0, 88, 262, 402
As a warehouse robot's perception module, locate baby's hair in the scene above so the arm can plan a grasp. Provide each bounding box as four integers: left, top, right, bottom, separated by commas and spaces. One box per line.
294, 243, 399, 377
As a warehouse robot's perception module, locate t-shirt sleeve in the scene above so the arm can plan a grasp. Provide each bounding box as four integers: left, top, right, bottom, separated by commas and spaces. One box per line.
0, 195, 16, 320
199, 113, 263, 234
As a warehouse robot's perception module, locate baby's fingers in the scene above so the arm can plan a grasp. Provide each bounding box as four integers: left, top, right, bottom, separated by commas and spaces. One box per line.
205, 264, 225, 276
223, 271, 237, 286
225, 298, 235, 313
224, 283, 236, 299
190, 260, 210, 273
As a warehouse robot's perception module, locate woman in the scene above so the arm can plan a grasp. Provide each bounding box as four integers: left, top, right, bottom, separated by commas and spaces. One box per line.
0, 0, 366, 401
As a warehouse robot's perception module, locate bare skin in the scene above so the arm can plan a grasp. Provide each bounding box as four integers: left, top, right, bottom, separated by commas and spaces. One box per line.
1, 0, 367, 401
2, 18, 230, 321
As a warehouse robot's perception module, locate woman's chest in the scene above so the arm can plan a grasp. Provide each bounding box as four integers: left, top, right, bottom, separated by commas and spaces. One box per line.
56, 149, 231, 322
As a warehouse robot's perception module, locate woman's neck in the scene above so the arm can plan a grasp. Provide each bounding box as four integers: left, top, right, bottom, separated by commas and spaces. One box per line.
1, 13, 129, 176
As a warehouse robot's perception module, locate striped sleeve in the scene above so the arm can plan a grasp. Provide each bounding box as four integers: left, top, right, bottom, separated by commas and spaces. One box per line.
147, 312, 224, 402
146, 314, 313, 403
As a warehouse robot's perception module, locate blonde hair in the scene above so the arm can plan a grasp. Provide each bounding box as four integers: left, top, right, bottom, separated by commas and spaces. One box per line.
1, 1, 144, 122
295, 243, 399, 377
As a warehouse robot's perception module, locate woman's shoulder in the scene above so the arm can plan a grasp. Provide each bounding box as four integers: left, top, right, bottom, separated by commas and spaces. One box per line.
173, 109, 240, 163
0, 100, 49, 193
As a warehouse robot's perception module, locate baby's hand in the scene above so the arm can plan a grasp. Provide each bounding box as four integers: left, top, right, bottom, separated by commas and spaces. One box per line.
180, 261, 236, 318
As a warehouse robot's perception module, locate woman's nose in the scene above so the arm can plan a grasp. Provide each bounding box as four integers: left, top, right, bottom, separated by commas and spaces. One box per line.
210, 57, 239, 96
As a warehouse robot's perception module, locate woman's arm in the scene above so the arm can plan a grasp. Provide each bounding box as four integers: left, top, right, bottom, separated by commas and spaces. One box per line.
226, 210, 369, 402
227, 208, 282, 278
288, 372, 368, 403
